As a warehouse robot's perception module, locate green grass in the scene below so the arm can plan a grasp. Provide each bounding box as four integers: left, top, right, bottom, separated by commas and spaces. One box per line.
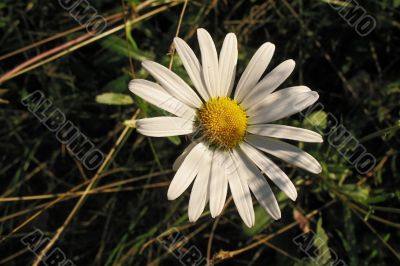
0, 0, 399, 265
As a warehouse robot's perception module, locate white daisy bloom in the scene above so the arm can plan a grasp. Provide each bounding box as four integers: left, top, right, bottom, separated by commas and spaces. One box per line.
129, 28, 322, 227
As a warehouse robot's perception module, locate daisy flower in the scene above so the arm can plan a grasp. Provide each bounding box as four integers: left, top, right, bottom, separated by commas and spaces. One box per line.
129, 28, 322, 227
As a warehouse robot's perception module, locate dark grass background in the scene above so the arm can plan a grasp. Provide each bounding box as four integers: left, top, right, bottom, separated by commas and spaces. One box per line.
0, 0, 399, 265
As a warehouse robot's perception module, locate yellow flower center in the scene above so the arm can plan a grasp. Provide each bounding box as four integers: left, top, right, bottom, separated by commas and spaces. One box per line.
198, 97, 247, 149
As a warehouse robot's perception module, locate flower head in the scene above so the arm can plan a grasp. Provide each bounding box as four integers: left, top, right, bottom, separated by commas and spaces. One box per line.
129, 28, 322, 227
197, 97, 247, 149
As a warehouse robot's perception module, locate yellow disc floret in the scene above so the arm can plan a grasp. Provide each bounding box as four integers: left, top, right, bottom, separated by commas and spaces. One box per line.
198, 97, 247, 149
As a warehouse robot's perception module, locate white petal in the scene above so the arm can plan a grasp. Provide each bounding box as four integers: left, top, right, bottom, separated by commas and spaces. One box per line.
197, 28, 219, 98
247, 124, 323, 143
173, 37, 209, 101
228, 151, 255, 228
136, 117, 194, 137
241, 59, 295, 108
219, 33, 238, 97
172, 142, 197, 171
168, 142, 209, 200
142, 61, 202, 108
240, 142, 297, 201
235, 148, 281, 220
209, 150, 228, 217
129, 79, 195, 119
248, 90, 319, 124
188, 148, 212, 222
246, 134, 322, 174
247, 86, 311, 115
234, 42, 275, 102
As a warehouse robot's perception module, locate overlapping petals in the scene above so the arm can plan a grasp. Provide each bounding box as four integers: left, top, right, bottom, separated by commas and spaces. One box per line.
129, 28, 323, 227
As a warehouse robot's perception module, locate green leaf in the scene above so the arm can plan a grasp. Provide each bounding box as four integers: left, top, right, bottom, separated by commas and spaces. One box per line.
96, 92, 134, 105
103, 75, 131, 93
127, 0, 141, 5
338, 207, 358, 266
341, 184, 370, 204
304, 111, 328, 130
243, 206, 273, 236
167, 136, 181, 146
100, 35, 154, 61
294, 258, 319, 266
314, 218, 331, 265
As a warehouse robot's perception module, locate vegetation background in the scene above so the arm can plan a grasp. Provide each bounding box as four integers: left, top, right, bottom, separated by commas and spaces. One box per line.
0, 0, 399, 265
